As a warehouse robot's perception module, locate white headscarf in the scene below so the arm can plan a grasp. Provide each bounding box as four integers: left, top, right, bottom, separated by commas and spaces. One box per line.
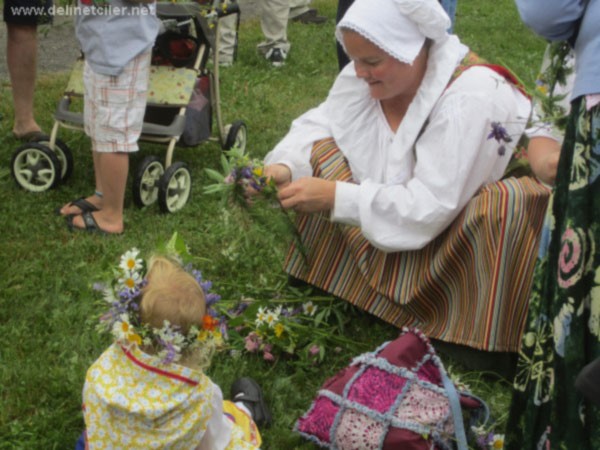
336, 0, 451, 64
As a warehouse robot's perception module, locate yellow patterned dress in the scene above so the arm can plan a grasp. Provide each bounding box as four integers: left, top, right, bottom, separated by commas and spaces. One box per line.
82, 343, 261, 449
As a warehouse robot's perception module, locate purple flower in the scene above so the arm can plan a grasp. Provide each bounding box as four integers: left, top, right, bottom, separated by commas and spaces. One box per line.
92, 282, 106, 292
205, 293, 221, 307
487, 122, 512, 143
250, 180, 263, 192
475, 431, 494, 449
263, 351, 274, 361
240, 167, 253, 179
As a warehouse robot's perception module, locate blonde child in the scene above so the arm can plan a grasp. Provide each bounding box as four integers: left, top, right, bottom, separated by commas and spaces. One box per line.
78, 252, 270, 449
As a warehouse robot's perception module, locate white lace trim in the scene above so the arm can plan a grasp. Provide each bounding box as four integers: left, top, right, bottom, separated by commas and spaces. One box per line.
335, 24, 416, 65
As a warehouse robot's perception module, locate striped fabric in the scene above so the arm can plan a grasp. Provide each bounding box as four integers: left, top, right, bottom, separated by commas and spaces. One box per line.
285, 138, 551, 352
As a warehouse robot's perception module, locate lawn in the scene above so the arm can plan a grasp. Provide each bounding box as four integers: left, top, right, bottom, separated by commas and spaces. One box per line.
0, 0, 546, 448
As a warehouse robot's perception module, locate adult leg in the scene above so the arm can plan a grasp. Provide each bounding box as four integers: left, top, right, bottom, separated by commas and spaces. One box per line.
58, 151, 103, 216
289, 0, 326, 24
69, 151, 127, 234
6, 23, 42, 137
288, 0, 310, 18
258, 0, 291, 65
218, 13, 238, 66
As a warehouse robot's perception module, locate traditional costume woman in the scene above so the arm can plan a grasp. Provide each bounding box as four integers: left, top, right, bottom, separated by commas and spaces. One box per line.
264, 0, 550, 352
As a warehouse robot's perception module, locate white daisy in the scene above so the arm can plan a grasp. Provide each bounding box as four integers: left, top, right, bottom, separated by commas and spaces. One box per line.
265, 310, 279, 328
255, 307, 267, 326
303, 301, 317, 316
102, 287, 117, 304
118, 270, 142, 291
119, 248, 143, 273
112, 314, 133, 341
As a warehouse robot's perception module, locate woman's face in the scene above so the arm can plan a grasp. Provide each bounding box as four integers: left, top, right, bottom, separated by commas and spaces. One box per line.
342, 30, 426, 101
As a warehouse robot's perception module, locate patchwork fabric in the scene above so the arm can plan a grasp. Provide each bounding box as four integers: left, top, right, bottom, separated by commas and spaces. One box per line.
296, 329, 467, 450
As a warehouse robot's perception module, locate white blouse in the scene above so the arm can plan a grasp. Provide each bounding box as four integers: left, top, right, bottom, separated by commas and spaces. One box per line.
265, 36, 532, 252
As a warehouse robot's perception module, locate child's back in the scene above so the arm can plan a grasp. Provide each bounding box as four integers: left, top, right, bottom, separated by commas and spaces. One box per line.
80, 250, 266, 449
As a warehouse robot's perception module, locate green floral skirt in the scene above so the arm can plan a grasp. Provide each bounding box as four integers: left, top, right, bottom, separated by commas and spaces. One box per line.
506, 98, 600, 449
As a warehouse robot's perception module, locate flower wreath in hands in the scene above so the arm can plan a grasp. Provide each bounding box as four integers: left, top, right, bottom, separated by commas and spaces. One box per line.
95, 234, 225, 365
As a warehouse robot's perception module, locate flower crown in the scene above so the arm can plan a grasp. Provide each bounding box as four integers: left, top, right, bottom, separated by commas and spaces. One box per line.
95, 235, 225, 365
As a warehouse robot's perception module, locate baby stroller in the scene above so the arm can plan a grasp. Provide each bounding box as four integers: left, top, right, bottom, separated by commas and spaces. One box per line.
10, 0, 246, 213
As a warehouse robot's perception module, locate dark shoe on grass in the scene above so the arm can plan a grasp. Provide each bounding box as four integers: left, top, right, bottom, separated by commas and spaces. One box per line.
291, 8, 327, 24
231, 377, 272, 428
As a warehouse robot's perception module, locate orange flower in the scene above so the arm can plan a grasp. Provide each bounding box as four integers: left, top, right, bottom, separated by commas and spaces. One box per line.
202, 315, 219, 331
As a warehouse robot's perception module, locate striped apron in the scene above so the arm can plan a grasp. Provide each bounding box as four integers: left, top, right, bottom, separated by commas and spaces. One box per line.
284, 138, 551, 352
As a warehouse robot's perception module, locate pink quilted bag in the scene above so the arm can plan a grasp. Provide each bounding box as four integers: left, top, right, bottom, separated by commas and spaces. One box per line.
296, 328, 483, 450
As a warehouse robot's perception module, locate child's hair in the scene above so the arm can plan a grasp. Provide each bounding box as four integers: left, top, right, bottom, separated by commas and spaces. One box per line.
140, 255, 213, 369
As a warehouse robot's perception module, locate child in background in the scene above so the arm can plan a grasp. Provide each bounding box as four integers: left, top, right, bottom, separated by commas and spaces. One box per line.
77, 250, 270, 449
58, 0, 159, 234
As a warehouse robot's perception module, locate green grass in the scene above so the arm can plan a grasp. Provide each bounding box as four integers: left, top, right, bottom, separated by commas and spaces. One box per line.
0, 0, 546, 448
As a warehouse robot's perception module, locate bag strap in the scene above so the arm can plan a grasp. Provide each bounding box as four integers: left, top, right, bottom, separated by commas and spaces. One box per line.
441, 371, 469, 450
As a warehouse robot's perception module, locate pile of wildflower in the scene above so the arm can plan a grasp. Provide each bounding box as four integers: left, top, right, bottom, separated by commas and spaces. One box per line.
220, 294, 363, 366
94, 233, 225, 365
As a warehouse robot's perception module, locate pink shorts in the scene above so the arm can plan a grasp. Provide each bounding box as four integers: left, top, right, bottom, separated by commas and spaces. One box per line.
83, 51, 151, 153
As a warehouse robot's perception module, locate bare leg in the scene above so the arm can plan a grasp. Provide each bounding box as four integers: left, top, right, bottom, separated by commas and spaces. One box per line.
6, 23, 42, 137
59, 151, 104, 215
70, 152, 128, 234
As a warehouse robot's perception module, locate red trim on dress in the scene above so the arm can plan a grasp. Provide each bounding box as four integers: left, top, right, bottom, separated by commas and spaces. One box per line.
120, 345, 198, 386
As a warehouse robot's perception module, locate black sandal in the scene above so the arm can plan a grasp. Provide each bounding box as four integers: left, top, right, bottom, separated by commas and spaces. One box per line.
66, 211, 108, 235
55, 197, 100, 216
230, 377, 272, 428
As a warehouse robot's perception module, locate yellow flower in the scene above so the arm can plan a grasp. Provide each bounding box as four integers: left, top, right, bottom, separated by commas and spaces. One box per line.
492, 434, 505, 449
536, 84, 548, 95
128, 333, 142, 346
197, 330, 210, 342
274, 323, 285, 338
213, 331, 223, 345
252, 167, 264, 177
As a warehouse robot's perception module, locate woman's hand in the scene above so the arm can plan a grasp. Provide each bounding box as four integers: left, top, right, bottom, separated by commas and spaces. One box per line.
264, 164, 292, 189
277, 177, 336, 213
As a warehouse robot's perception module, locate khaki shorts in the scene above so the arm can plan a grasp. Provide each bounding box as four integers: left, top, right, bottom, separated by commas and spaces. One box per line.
83, 51, 151, 153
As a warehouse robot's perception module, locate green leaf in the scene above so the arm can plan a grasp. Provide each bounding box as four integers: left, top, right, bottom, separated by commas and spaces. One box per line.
205, 168, 226, 182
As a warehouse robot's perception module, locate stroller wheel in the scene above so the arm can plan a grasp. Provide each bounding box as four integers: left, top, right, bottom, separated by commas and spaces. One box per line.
11, 143, 62, 192
158, 161, 192, 214
31, 135, 74, 183
133, 155, 165, 207
223, 120, 247, 152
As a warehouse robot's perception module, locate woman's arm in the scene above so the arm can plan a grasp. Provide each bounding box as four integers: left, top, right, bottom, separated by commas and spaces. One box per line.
332, 68, 531, 252
527, 136, 561, 186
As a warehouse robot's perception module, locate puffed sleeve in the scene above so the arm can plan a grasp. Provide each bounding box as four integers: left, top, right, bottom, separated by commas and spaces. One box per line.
263, 65, 362, 180
264, 102, 332, 181
332, 67, 532, 252
515, 0, 585, 41
196, 381, 234, 450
